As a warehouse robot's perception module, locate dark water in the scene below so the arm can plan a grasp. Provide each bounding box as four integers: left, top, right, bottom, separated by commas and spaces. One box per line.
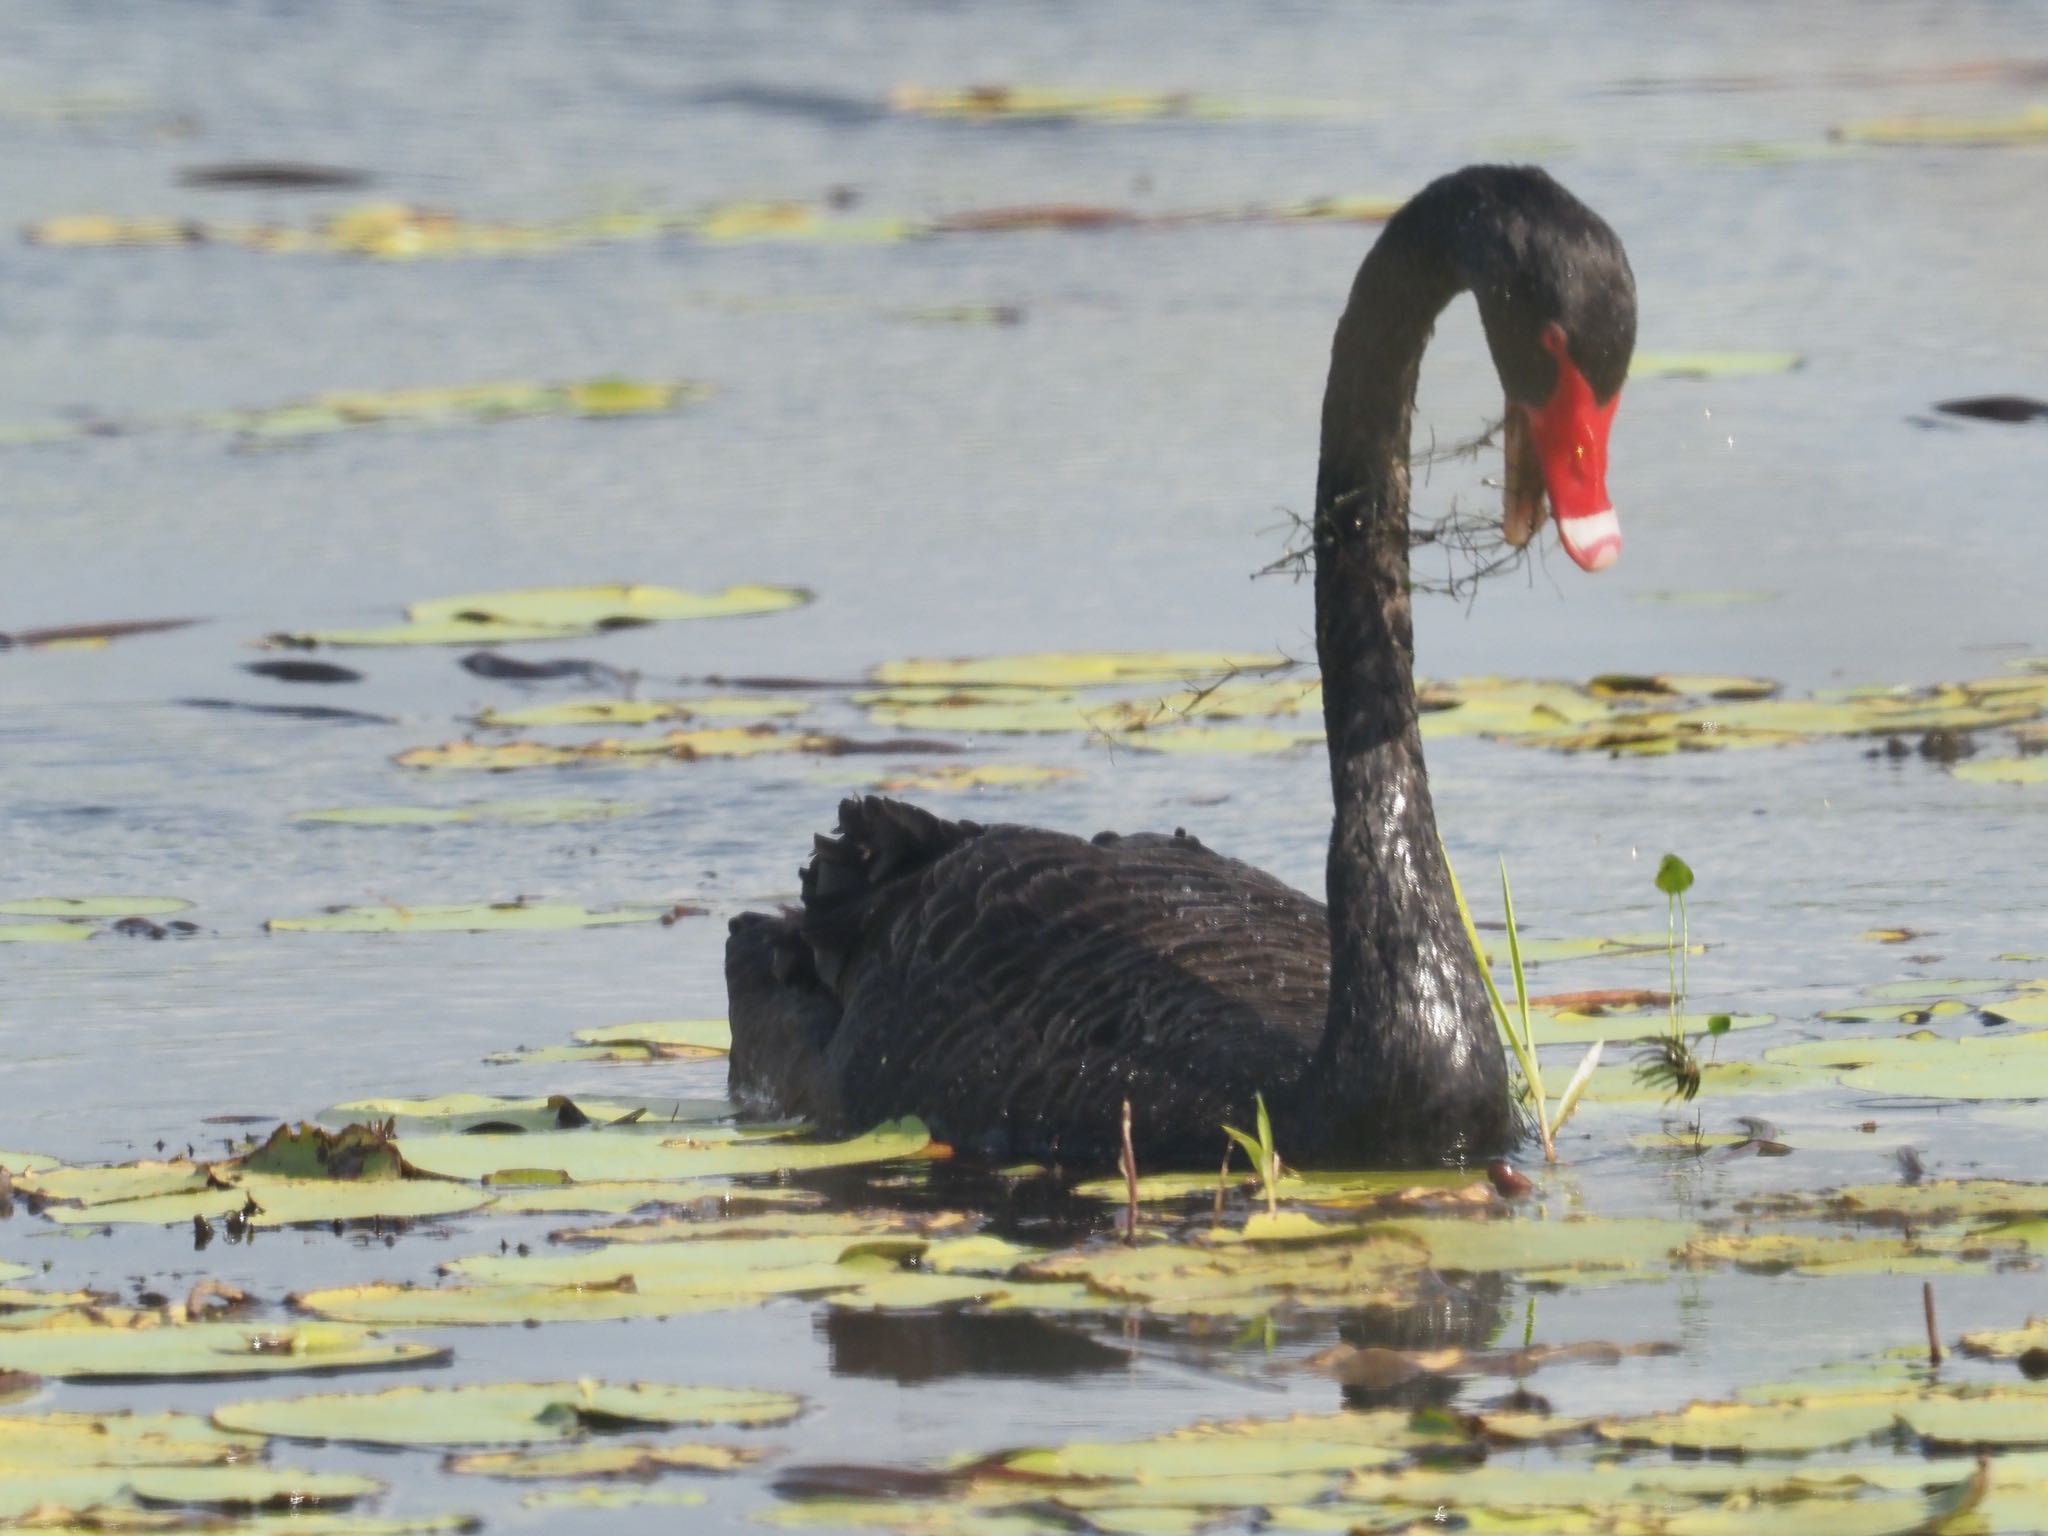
5, 3, 2048, 1531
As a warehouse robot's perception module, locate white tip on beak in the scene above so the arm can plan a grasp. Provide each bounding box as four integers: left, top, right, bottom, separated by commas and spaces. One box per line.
1556, 508, 1621, 573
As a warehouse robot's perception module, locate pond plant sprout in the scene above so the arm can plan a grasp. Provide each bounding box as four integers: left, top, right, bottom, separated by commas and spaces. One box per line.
1220, 1094, 1283, 1218
1633, 854, 1732, 1119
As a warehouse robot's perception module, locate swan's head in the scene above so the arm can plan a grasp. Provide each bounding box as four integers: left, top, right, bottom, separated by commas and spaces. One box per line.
1483, 198, 1636, 573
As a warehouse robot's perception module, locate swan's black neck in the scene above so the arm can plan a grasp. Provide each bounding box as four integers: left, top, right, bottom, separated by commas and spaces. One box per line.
1293, 169, 1527, 1165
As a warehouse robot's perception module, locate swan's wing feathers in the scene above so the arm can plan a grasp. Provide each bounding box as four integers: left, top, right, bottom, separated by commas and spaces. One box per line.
799, 796, 985, 986
821, 818, 1330, 1159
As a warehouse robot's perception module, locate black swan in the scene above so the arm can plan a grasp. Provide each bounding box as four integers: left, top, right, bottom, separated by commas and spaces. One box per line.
726, 165, 1636, 1168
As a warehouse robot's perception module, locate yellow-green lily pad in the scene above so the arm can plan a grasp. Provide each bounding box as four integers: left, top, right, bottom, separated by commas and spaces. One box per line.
571, 1019, 732, 1055
0, 1314, 449, 1383
448, 1440, 765, 1479
871, 652, 1287, 690
265, 900, 668, 934
295, 799, 644, 826
212, 1381, 803, 1447
476, 696, 808, 728
0, 896, 192, 918
1630, 351, 1804, 380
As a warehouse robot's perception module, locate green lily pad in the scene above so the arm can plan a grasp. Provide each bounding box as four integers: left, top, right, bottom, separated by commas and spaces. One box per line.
0, 897, 192, 918
1834, 1030, 2048, 1099
265, 900, 668, 934
409, 583, 810, 630
0, 1409, 258, 1470
1678, 1230, 2013, 1276
476, 696, 809, 729
0, 1463, 385, 1521
1838, 105, 2048, 146
212, 1381, 803, 1448
520, 1486, 710, 1511
318, 1093, 731, 1134
1954, 757, 2048, 784
296, 799, 644, 827
399, 1117, 929, 1183
1630, 351, 1804, 380
1960, 1316, 2048, 1360
288, 1278, 788, 1327
0, 922, 94, 944
1904, 1391, 2048, 1447
41, 1172, 486, 1228
870, 652, 1288, 690
1529, 1008, 1771, 1046
571, 1019, 733, 1055
0, 1314, 448, 1383
1373, 1216, 1693, 1276
486, 1179, 824, 1217
1597, 1395, 1906, 1453
447, 1440, 765, 1478
269, 581, 807, 648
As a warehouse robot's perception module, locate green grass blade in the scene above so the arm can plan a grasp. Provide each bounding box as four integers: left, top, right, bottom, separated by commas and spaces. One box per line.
1499, 859, 1536, 1062
1439, 839, 1543, 1108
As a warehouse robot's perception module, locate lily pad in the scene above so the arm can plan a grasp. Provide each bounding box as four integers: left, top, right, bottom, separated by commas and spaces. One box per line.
319, 1093, 731, 1134
1954, 757, 2048, 784
0, 896, 192, 918
1529, 1008, 1771, 1046
0, 1314, 449, 1383
871, 652, 1288, 690
265, 900, 668, 934
870, 763, 1079, 793
476, 696, 808, 728
1838, 105, 2048, 146
0, 922, 94, 944
212, 1381, 803, 1447
399, 1117, 930, 1183
269, 582, 806, 649
295, 799, 644, 827
571, 1019, 733, 1055
1597, 1395, 1905, 1453
447, 1440, 765, 1478
1630, 351, 1804, 380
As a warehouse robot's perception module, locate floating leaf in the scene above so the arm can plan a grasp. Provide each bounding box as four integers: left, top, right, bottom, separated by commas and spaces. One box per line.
886, 85, 1362, 124
1838, 104, 2048, 146
0, 896, 192, 918
319, 1093, 729, 1134
0, 922, 94, 944
1954, 757, 2048, 784
476, 696, 807, 728
571, 1019, 733, 1055
0, 1313, 448, 1382
395, 726, 912, 770
871, 652, 1288, 690
871, 763, 1078, 793
399, 1117, 929, 1184
213, 1381, 803, 1448
449, 1440, 763, 1479
1630, 351, 1804, 380
1528, 1008, 1770, 1047
271, 581, 805, 649
1597, 1395, 1905, 1453
1679, 1230, 2013, 1276
265, 900, 668, 934
296, 798, 644, 826
520, 1486, 710, 1511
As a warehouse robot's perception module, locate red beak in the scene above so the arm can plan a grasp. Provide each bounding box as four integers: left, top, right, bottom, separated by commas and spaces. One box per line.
1503, 324, 1623, 573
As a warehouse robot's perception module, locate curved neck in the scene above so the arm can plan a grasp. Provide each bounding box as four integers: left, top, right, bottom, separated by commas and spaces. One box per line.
1297, 177, 1514, 1165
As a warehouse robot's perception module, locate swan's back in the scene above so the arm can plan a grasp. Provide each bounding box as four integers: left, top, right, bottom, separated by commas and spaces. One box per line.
727, 797, 1330, 1163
